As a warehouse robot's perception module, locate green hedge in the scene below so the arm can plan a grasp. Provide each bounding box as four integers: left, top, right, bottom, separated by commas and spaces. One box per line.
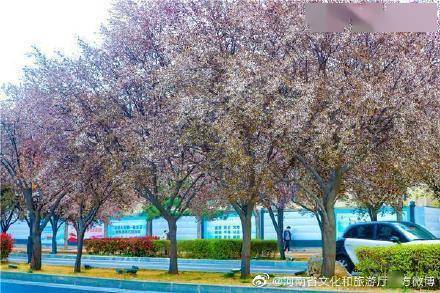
251, 239, 278, 258
85, 238, 277, 259
177, 239, 277, 259
153, 240, 170, 256
178, 239, 216, 259
356, 244, 440, 289
178, 239, 241, 259
85, 237, 162, 256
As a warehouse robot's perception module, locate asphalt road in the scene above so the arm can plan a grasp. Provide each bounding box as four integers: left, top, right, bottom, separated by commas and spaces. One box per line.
0, 279, 158, 293
8, 253, 308, 274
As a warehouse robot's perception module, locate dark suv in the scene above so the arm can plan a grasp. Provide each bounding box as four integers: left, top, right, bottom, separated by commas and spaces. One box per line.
336, 221, 438, 272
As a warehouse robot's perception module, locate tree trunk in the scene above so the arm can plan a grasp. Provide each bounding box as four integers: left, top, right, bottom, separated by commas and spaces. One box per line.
318, 167, 344, 278
23, 188, 35, 264
321, 207, 336, 278
51, 228, 58, 254
26, 215, 34, 264
74, 230, 85, 273
30, 220, 42, 271
1, 221, 11, 233
104, 222, 109, 237
167, 218, 178, 274
27, 236, 33, 264
50, 217, 59, 254
396, 209, 403, 221
268, 207, 286, 260
1, 207, 19, 233
368, 207, 378, 222
276, 231, 285, 260
239, 208, 253, 278
1, 216, 13, 233
276, 208, 286, 260
395, 197, 403, 221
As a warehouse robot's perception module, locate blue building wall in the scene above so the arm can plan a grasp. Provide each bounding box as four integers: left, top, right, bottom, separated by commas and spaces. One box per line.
108, 216, 147, 238
7, 221, 30, 245
262, 207, 409, 247
263, 210, 321, 246
334, 206, 408, 238
7, 205, 438, 246
152, 216, 198, 240
203, 212, 257, 239
7, 221, 66, 245
414, 206, 440, 237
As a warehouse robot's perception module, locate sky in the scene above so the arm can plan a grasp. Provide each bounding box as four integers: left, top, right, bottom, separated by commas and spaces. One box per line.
0, 0, 432, 86
0, 0, 112, 86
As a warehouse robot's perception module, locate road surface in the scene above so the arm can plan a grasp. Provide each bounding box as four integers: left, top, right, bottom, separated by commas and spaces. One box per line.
0, 279, 160, 293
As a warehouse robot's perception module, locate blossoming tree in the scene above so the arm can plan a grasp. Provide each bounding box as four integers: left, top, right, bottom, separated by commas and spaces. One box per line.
1, 62, 73, 270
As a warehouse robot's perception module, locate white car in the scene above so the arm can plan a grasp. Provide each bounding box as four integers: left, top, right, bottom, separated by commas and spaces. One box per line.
335, 221, 440, 272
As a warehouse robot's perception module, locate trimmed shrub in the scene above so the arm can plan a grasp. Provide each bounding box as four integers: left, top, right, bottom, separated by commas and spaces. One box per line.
85, 236, 159, 256
356, 244, 440, 289
85, 237, 278, 259
178, 239, 212, 259
177, 239, 277, 259
202, 239, 242, 259
251, 239, 278, 258
153, 240, 170, 256
0, 233, 14, 260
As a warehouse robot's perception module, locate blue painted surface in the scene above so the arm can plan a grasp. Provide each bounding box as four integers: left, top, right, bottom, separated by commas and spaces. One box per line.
1, 282, 76, 293
418, 206, 440, 237
152, 216, 198, 240
263, 206, 411, 241
263, 210, 321, 241
6, 205, 436, 247
334, 206, 408, 238
204, 212, 257, 239
1, 272, 323, 292
414, 206, 426, 226
7, 221, 65, 245
7, 221, 29, 242
108, 218, 147, 238
1, 281, 116, 293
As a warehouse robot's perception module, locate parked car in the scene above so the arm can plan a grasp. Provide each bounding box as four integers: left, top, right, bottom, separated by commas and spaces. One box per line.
336, 221, 439, 272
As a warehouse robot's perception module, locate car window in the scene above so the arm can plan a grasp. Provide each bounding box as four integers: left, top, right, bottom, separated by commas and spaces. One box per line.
376, 224, 404, 241
355, 225, 374, 239
344, 227, 356, 238
395, 223, 437, 240
344, 225, 374, 239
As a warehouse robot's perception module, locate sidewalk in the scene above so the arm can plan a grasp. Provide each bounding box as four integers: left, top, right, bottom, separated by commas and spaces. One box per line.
9, 253, 308, 274
286, 248, 321, 261
13, 244, 77, 254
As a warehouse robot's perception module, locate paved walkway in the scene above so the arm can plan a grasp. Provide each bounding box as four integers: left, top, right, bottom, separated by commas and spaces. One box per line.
9, 253, 308, 275
286, 248, 321, 260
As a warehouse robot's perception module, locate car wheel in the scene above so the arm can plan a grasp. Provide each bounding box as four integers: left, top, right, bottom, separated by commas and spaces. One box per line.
336, 255, 354, 273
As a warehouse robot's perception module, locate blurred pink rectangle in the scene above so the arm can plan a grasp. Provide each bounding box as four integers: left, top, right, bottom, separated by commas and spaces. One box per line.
305, 3, 438, 32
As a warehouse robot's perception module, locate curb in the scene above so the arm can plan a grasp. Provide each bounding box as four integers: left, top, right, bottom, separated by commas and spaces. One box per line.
0, 271, 327, 292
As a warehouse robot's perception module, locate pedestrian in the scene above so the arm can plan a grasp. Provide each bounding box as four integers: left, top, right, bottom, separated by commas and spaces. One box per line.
283, 226, 292, 252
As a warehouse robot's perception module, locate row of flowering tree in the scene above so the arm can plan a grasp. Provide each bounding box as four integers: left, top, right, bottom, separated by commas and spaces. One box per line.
1, 0, 439, 279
